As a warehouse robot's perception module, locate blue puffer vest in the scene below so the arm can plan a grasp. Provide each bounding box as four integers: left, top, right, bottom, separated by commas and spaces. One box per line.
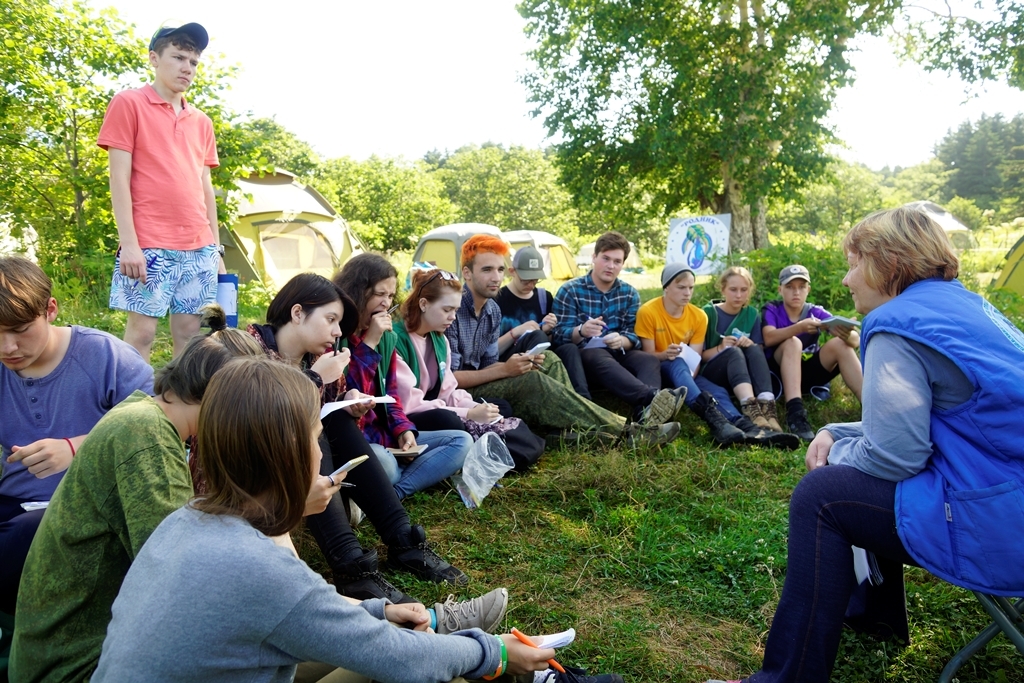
862, 278, 1024, 594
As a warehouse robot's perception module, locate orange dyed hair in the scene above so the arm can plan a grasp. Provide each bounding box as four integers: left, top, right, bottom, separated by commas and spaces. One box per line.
461, 235, 509, 272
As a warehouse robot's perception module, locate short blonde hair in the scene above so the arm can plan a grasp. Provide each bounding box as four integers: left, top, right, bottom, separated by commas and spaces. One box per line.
843, 207, 959, 297
716, 266, 755, 295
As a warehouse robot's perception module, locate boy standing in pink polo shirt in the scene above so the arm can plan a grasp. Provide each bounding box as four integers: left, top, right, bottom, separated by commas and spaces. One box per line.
98, 22, 223, 363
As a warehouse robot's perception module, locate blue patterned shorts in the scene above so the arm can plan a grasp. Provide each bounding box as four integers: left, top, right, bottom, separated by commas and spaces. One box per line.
109, 246, 218, 317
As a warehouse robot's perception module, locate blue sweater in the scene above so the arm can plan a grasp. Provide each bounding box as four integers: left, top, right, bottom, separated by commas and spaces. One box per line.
93, 506, 499, 683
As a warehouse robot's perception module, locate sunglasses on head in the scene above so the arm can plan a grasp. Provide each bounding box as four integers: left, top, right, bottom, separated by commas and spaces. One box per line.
422, 269, 458, 287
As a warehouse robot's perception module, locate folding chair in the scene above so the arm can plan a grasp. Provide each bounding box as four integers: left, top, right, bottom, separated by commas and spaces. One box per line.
938, 592, 1024, 682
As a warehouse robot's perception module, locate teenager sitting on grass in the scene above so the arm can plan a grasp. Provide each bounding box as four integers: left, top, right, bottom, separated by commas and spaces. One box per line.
247, 273, 486, 604
447, 234, 679, 448
708, 207, 1024, 683
761, 264, 863, 441
0, 257, 153, 617
91, 357, 623, 683
636, 264, 797, 449
700, 266, 794, 440
334, 255, 473, 505
11, 309, 263, 683
392, 268, 545, 471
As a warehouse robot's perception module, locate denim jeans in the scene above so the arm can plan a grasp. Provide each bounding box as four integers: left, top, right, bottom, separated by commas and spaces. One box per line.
371, 430, 473, 500
748, 465, 916, 683
660, 358, 741, 420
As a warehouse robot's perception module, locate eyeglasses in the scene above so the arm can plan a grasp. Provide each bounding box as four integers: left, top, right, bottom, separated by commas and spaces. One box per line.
421, 269, 459, 288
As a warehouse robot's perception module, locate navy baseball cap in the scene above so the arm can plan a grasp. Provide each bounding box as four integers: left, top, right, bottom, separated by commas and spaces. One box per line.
149, 23, 209, 52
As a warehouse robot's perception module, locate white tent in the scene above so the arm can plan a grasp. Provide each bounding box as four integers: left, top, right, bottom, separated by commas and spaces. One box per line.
904, 201, 976, 250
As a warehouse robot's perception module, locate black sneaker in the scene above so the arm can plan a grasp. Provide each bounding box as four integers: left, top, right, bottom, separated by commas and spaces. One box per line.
537, 666, 625, 683
732, 415, 801, 451
385, 525, 469, 586
331, 549, 416, 604
786, 406, 816, 442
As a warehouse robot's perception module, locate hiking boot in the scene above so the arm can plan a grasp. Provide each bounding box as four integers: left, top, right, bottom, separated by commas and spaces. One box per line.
332, 549, 415, 604
536, 667, 625, 683
786, 403, 816, 442
690, 392, 746, 446
757, 398, 784, 433
640, 388, 686, 426
732, 415, 801, 451
622, 421, 680, 447
386, 525, 469, 586
434, 588, 508, 634
741, 399, 771, 430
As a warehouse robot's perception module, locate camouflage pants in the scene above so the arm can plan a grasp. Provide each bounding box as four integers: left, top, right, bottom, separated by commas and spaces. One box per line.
467, 353, 627, 434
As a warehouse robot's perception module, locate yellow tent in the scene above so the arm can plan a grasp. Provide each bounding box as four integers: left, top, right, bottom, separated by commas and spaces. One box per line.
503, 230, 579, 280
221, 170, 365, 291
410, 223, 505, 273
993, 234, 1024, 297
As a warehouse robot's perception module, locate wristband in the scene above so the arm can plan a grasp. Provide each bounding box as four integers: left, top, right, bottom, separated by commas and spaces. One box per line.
64, 438, 76, 457
482, 635, 507, 680
576, 324, 583, 339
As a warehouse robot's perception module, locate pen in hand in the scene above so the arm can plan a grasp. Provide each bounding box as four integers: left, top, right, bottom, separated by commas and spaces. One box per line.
509, 628, 565, 673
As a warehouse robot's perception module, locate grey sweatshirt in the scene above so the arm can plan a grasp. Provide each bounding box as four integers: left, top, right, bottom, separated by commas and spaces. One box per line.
824, 332, 973, 481
92, 506, 498, 683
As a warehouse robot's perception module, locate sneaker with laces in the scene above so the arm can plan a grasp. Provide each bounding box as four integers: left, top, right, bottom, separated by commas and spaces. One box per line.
640, 388, 685, 426
785, 404, 816, 442
331, 549, 415, 604
740, 399, 771, 430
385, 525, 469, 585
623, 421, 680, 447
732, 415, 800, 450
536, 666, 624, 683
434, 587, 508, 634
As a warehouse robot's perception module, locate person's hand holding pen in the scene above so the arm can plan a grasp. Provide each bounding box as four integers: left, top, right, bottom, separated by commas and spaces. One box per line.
310, 339, 350, 385
504, 353, 540, 378
578, 316, 604, 339
467, 399, 501, 424
489, 632, 557, 677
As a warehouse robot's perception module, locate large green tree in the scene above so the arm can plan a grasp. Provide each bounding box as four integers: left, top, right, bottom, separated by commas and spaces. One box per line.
316, 156, 457, 253
431, 144, 580, 242
518, 0, 899, 252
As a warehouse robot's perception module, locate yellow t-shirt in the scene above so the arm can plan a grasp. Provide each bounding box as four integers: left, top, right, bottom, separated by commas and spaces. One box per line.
635, 298, 708, 353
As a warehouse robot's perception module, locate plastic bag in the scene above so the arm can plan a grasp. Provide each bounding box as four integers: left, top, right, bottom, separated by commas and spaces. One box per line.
450, 432, 514, 509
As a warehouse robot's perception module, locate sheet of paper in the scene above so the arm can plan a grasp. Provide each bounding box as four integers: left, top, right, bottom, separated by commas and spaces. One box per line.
679, 344, 702, 376
535, 628, 576, 649
852, 545, 870, 585
320, 395, 396, 419
584, 336, 607, 349
21, 501, 49, 511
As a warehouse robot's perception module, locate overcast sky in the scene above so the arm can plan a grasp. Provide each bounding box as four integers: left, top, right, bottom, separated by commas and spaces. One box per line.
106, 0, 1024, 170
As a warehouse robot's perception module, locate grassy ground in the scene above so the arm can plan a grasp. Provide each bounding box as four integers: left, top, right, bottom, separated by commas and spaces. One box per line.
51, 256, 1023, 683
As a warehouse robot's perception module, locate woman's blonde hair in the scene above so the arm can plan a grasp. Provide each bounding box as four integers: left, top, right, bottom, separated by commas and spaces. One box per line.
716, 266, 755, 294
194, 357, 320, 537
843, 207, 959, 297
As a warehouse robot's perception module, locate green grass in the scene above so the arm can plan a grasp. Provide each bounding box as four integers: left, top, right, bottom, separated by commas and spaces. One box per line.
51, 255, 1023, 683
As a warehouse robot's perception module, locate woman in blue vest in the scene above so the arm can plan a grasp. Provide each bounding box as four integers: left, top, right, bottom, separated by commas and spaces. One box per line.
709, 207, 1024, 683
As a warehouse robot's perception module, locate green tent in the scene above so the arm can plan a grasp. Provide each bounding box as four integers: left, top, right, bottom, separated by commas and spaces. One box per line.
994, 233, 1024, 297
220, 170, 365, 290
410, 223, 505, 273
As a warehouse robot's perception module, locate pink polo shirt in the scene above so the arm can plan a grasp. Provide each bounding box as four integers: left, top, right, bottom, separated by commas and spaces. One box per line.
98, 84, 219, 250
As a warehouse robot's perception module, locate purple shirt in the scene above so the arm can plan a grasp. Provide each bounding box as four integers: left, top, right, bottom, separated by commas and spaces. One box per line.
761, 300, 830, 359
0, 326, 154, 501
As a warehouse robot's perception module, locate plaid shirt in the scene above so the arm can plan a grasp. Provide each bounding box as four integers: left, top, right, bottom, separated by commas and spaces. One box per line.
345, 331, 417, 448
445, 284, 501, 371
552, 272, 642, 348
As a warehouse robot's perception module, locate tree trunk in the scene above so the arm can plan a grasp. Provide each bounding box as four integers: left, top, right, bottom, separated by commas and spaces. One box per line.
716, 167, 769, 253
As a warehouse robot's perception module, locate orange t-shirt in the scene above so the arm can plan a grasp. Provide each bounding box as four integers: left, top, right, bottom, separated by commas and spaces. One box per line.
98, 85, 219, 250
635, 297, 708, 352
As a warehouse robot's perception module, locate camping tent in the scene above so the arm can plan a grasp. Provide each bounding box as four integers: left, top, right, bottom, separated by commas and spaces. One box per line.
993, 233, 1024, 297
221, 170, 365, 290
905, 200, 977, 250
410, 223, 504, 273
503, 230, 578, 280
576, 241, 644, 273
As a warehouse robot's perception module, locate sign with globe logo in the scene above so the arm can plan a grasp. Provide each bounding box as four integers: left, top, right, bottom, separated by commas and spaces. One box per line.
666, 215, 731, 276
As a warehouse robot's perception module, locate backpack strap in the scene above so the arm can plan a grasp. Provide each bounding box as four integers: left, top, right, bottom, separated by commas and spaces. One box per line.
538, 288, 549, 318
